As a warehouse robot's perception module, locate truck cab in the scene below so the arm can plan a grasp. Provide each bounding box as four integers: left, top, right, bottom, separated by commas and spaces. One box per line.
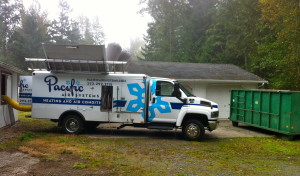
143, 77, 219, 140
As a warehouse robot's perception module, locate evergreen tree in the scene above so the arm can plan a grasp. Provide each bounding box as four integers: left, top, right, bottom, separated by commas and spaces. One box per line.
251, 0, 300, 90
78, 16, 105, 45
50, 0, 81, 44
129, 37, 145, 60
200, 0, 261, 68
141, 0, 216, 62
0, 0, 23, 57
80, 17, 94, 44
7, 1, 50, 70
68, 20, 81, 44
91, 17, 105, 45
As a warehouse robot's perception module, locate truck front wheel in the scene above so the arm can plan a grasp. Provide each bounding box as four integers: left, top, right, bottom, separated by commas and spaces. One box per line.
182, 119, 205, 141
62, 115, 84, 134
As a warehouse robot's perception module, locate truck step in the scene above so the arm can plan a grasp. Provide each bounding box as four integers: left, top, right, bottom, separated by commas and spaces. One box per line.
147, 125, 174, 130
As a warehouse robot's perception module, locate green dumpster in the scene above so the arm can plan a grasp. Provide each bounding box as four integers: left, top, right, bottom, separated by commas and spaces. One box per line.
230, 89, 300, 139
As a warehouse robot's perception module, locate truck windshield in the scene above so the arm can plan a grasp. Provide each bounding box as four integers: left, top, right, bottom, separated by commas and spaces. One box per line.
177, 82, 195, 97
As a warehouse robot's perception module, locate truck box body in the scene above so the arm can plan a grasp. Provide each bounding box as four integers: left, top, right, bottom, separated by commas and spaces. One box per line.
32, 72, 147, 123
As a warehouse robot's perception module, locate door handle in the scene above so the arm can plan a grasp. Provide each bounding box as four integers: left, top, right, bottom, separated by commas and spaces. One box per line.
152, 97, 156, 103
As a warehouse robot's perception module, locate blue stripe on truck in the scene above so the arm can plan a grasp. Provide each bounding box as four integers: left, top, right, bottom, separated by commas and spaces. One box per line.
170, 102, 218, 109
19, 93, 32, 98
114, 100, 127, 107
32, 97, 126, 107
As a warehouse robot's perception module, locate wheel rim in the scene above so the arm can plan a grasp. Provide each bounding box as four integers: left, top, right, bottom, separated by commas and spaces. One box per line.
186, 123, 200, 138
65, 118, 80, 133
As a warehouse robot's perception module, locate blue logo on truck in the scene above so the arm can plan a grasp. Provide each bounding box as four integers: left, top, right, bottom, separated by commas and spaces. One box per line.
126, 79, 171, 121
20, 79, 29, 89
126, 83, 145, 112
44, 75, 84, 96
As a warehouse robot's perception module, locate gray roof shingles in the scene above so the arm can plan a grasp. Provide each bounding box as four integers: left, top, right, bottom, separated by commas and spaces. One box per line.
127, 60, 266, 82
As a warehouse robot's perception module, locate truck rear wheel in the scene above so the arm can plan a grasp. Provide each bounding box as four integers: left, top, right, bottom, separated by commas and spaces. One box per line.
182, 119, 205, 141
62, 115, 84, 134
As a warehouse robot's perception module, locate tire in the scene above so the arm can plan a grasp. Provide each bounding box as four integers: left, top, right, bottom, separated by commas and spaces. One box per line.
85, 122, 101, 131
62, 115, 85, 134
232, 121, 239, 127
287, 135, 295, 141
182, 119, 205, 141
278, 134, 295, 141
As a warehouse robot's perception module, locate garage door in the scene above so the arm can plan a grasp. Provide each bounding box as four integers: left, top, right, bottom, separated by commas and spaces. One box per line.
206, 85, 242, 119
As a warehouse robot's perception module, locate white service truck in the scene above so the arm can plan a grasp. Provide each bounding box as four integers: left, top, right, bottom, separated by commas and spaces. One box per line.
28, 71, 219, 140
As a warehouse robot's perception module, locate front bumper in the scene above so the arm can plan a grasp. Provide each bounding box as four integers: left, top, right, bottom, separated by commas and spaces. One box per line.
207, 120, 219, 131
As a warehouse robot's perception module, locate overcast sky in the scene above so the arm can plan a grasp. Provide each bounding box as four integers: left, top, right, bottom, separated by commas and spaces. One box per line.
23, 0, 151, 48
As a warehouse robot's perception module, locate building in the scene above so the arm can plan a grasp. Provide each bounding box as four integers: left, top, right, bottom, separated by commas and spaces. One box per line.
127, 60, 268, 119
0, 62, 27, 128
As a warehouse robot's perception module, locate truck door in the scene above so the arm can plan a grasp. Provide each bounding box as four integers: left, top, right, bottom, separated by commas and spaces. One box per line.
112, 85, 126, 112
101, 85, 125, 112
148, 80, 183, 123
101, 86, 113, 112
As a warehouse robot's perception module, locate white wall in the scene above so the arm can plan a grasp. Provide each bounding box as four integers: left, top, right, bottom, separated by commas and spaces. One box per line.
206, 84, 243, 118
180, 81, 208, 98
0, 105, 14, 128
0, 72, 19, 128
12, 73, 19, 118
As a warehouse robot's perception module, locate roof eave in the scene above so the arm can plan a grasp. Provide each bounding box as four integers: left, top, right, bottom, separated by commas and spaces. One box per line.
0, 62, 29, 75
177, 79, 268, 84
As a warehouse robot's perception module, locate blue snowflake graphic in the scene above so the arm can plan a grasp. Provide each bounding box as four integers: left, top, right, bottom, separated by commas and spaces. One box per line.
126, 78, 172, 121
148, 97, 171, 121
150, 78, 157, 95
66, 80, 71, 85
126, 83, 145, 112
148, 78, 171, 121
75, 80, 80, 85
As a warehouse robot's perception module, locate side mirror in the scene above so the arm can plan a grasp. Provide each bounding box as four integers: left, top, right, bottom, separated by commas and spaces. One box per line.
173, 83, 181, 98
173, 90, 181, 98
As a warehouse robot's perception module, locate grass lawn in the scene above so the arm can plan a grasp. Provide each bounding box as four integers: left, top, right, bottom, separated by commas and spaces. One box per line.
0, 112, 300, 175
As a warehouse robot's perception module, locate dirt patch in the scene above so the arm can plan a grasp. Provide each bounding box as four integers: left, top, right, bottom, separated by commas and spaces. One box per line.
27, 155, 110, 176
0, 152, 110, 176
0, 152, 39, 176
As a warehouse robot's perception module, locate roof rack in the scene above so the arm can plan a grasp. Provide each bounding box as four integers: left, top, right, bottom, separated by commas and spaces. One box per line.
26, 44, 127, 73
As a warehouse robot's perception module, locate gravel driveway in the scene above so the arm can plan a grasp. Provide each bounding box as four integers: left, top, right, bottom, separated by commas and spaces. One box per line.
205, 119, 273, 138
91, 119, 274, 139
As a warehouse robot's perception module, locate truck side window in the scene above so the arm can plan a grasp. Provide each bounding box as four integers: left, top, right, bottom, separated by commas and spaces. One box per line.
101, 86, 113, 111
156, 81, 174, 96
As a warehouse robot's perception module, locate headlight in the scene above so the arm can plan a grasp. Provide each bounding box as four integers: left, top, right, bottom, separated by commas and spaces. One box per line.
211, 111, 219, 118
200, 101, 211, 107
